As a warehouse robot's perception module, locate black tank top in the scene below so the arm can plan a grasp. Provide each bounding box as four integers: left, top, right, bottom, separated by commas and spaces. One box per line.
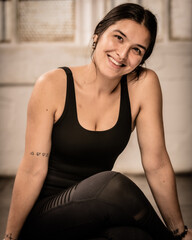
41, 67, 132, 197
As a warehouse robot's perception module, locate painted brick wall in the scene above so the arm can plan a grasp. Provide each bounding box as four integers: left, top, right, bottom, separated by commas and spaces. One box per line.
0, 0, 191, 175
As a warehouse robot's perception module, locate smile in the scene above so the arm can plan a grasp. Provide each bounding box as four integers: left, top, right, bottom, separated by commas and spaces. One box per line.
108, 55, 125, 67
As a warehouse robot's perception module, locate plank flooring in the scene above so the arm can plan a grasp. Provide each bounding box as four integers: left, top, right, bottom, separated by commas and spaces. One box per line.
0, 174, 191, 238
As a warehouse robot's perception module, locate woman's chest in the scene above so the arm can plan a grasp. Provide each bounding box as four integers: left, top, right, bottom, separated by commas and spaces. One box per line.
75, 90, 121, 132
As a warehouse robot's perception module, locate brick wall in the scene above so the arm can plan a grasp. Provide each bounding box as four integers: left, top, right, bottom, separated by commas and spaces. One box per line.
0, 0, 191, 175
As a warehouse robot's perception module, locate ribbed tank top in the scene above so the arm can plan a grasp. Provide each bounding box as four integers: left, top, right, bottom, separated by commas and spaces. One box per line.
40, 67, 132, 197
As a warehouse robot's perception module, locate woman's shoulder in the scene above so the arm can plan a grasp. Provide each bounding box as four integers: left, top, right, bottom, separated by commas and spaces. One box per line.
137, 67, 159, 83
127, 68, 162, 108
128, 68, 160, 91
30, 68, 68, 111
35, 67, 67, 88
143, 67, 159, 81
33, 68, 68, 98
138, 68, 162, 107
140, 68, 161, 93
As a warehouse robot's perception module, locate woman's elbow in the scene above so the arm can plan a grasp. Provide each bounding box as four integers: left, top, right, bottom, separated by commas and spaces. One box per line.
32, 167, 48, 180
18, 162, 48, 181
142, 152, 173, 174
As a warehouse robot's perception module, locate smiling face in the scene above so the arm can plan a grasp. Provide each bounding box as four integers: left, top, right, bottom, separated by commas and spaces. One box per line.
92, 19, 151, 79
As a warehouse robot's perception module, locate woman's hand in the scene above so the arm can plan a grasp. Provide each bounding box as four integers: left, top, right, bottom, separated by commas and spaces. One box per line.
184, 228, 192, 240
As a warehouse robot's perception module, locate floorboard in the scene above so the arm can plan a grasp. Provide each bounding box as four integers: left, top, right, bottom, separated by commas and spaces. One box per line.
0, 174, 191, 238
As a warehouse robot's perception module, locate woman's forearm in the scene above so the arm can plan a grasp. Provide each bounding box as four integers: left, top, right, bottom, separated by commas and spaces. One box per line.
4, 167, 46, 239
145, 161, 185, 234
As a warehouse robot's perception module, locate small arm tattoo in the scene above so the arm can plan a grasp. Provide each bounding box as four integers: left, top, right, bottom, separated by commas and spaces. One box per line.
30, 151, 49, 157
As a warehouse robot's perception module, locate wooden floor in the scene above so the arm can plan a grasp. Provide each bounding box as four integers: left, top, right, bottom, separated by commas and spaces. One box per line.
0, 174, 191, 238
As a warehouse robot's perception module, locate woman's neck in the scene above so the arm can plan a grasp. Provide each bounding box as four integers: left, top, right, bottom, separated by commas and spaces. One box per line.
73, 63, 122, 97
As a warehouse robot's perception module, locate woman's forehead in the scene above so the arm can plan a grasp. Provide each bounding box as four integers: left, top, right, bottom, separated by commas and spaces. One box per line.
105, 19, 151, 46
107, 19, 146, 32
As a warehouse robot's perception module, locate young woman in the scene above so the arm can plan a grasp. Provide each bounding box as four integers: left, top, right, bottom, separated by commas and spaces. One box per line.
4, 3, 192, 240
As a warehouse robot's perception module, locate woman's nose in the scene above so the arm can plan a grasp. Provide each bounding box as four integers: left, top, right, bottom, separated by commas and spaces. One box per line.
117, 45, 129, 61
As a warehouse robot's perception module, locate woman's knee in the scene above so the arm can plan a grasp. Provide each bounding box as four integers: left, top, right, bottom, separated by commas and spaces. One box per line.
97, 172, 151, 219
97, 171, 140, 201
71, 170, 151, 222
71, 171, 118, 201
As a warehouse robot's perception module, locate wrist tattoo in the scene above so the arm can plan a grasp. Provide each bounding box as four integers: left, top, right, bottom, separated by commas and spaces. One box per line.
172, 225, 188, 240
30, 151, 49, 157
5, 233, 16, 240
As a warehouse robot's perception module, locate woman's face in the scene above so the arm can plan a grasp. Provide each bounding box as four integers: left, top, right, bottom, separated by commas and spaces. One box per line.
93, 19, 151, 79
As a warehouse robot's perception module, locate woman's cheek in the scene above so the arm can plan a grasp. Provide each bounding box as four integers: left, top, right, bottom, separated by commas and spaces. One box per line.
105, 37, 118, 49
130, 53, 142, 66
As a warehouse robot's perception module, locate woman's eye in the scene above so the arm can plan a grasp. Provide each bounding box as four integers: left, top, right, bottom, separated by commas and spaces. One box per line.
133, 48, 141, 55
114, 35, 123, 41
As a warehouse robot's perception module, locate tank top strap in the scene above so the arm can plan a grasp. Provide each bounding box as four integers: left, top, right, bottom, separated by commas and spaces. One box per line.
58, 66, 77, 119
120, 74, 129, 100
119, 74, 132, 130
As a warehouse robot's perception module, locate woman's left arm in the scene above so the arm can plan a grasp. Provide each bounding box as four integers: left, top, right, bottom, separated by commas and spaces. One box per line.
135, 70, 191, 238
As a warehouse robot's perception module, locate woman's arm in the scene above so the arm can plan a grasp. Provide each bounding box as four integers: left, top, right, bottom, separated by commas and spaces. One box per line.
4, 70, 62, 239
135, 70, 190, 237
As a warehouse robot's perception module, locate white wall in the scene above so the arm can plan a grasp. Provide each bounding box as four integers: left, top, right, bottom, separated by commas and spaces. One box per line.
0, 0, 192, 175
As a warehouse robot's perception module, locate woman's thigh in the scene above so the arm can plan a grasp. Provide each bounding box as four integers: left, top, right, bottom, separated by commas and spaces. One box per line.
19, 171, 172, 240
20, 171, 120, 239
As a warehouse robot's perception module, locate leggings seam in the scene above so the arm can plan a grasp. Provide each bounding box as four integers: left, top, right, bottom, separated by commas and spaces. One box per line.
94, 171, 120, 198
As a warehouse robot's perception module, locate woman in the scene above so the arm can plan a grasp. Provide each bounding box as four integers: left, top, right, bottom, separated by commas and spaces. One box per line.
3, 3, 192, 240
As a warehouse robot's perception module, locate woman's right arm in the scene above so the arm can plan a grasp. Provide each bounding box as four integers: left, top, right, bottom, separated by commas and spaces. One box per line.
4, 70, 61, 240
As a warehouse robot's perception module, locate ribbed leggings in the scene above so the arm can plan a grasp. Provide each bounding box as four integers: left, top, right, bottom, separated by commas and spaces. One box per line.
19, 171, 173, 240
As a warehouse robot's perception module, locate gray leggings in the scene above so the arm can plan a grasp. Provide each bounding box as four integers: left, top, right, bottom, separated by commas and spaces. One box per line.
19, 171, 173, 240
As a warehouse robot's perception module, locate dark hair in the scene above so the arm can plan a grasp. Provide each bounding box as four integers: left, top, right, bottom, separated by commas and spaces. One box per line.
93, 3, 157, 79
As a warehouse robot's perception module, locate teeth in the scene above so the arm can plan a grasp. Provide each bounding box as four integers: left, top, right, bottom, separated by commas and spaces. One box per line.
109, 56, 122, 66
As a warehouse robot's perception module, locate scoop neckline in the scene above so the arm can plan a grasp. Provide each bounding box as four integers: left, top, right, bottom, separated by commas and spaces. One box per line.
69, 68, 123, 134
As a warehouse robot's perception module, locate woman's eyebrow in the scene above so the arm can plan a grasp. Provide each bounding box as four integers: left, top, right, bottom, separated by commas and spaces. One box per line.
113, 29, 127, 38
136, 44, 147, 51
113, 29, 147, 51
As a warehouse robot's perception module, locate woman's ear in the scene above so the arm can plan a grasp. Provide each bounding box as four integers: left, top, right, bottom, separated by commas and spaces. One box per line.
92, 34, 99, 50
93, 34, 98, 43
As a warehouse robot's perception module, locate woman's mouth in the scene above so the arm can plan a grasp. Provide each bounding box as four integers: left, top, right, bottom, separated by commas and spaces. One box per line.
108, 55, 126, 68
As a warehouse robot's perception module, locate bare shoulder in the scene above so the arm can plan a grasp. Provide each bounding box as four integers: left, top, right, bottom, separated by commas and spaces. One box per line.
35, 68, 67, 93
128, 68, 160, 88
138, 68, 160, 87
134, 68, 162, 107
26, 68, 68, 126
31, 68, 67, 109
